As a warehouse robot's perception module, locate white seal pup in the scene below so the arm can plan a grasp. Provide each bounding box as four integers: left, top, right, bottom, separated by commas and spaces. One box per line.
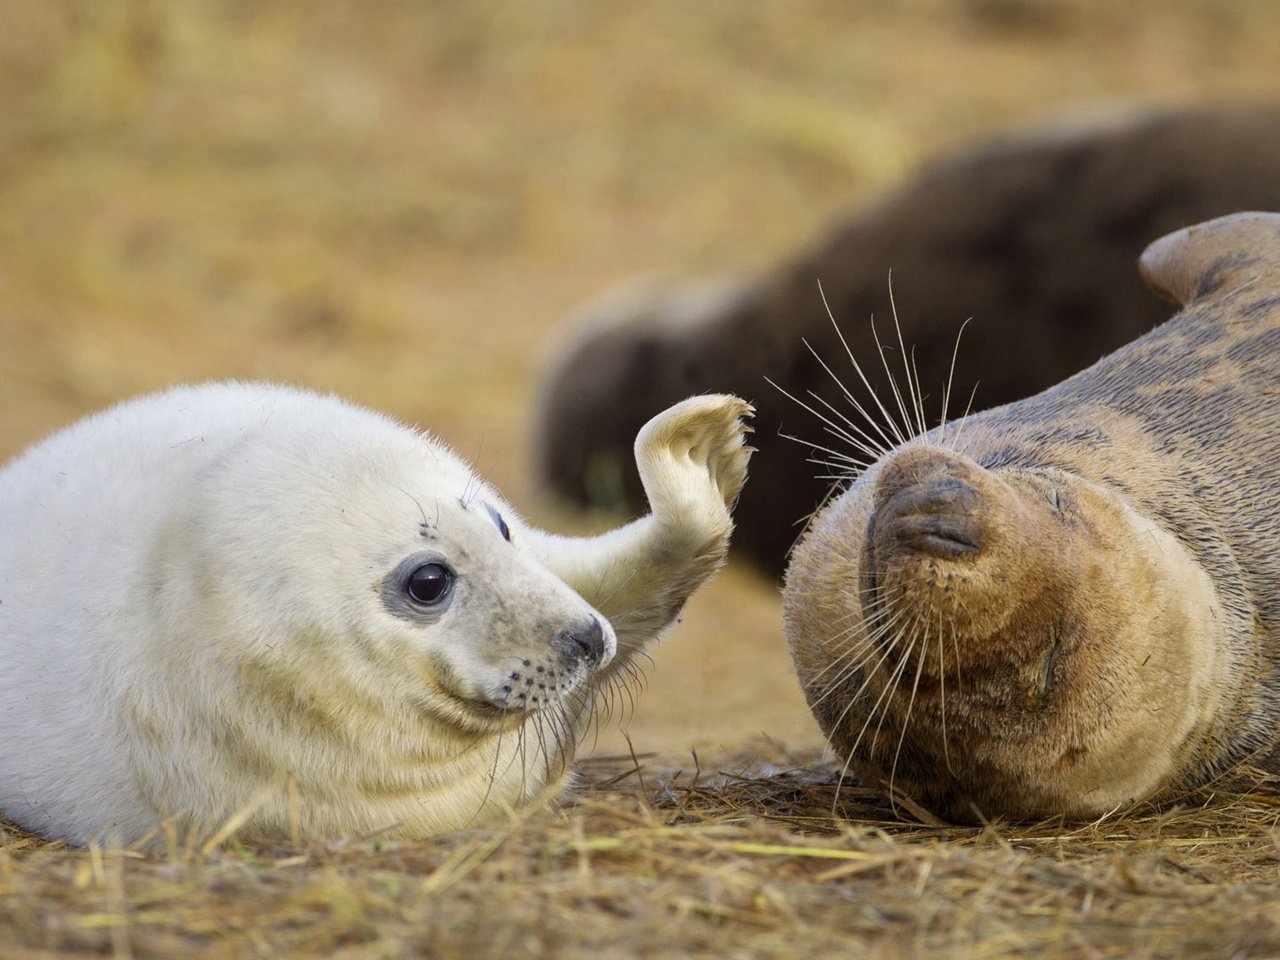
0, 382, 752, 844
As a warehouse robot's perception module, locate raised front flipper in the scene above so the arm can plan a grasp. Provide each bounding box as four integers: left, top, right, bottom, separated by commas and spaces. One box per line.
525, 394, 753, 671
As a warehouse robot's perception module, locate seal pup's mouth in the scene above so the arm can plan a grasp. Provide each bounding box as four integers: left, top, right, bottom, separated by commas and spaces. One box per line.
464, 615, 614, 716
495, 617, 611, 713
412, 615, 613, 727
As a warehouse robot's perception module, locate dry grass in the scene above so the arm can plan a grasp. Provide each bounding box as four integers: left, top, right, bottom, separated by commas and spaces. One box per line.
5, 0, 1280, 956
4, 749, 1280, 959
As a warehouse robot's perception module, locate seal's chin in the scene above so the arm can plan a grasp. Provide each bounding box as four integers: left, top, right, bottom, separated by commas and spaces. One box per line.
450, 691, 522, 719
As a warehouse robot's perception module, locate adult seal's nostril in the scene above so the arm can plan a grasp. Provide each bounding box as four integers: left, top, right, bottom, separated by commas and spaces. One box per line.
875, 476, 983, 559
560, 616, 606, 667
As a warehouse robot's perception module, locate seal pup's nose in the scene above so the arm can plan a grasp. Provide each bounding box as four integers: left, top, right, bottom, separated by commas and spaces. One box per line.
559, 616, 607, 667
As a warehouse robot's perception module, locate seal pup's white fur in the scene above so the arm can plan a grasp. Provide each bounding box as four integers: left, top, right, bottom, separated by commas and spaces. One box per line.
0, 382, 752, 844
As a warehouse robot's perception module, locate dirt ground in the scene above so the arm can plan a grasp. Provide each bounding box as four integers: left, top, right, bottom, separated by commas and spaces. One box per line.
3, 2, 1280, 956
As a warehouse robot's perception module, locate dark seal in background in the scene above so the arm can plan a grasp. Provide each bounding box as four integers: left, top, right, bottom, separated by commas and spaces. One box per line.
534, 103, 1280, 577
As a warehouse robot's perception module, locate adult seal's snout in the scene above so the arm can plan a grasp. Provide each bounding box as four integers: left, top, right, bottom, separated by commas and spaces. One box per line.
872, 453, 985, 560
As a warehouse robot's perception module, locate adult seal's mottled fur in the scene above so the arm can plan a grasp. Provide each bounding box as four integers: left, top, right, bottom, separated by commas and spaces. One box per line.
0, 382, 752, 844
535, 103, 1280, 576
783, 213, 1280, 821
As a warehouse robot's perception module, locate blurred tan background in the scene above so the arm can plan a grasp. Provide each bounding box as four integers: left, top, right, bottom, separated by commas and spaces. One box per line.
3, 0, 1279, 760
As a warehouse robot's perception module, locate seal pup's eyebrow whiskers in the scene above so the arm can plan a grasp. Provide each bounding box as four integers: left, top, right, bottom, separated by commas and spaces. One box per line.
393, 485, 430, 529
458, 467, 485, 511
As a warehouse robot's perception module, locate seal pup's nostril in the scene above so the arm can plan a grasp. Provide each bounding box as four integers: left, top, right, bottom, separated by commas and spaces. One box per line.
559, 615, 607, 667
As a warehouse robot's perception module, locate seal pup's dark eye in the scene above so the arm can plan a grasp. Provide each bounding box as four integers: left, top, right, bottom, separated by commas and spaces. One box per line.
406, 562, 454, 606
485, 504, 511, 542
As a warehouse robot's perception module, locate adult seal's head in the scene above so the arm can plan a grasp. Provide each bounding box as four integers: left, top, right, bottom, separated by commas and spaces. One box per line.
784, 213, 1280, 822
0, 383, 752, 844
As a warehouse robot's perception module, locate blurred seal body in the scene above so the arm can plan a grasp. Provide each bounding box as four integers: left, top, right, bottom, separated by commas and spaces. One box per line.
0, 382, 751, 844
536, 103, 1280, 575
784, 213, 1280, 820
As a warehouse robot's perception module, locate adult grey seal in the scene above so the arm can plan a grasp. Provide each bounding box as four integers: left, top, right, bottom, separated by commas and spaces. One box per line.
783, 212, 1280, 820
0, 382, 752, 844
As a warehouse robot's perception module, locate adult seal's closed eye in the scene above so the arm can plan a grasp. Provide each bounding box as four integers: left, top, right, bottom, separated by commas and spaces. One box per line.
0, 383, 752, 844
783, 212, 1280, 822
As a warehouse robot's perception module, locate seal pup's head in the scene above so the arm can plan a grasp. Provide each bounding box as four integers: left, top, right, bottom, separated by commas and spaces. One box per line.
200, 403, 615, 716
136, 389, 622, 835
